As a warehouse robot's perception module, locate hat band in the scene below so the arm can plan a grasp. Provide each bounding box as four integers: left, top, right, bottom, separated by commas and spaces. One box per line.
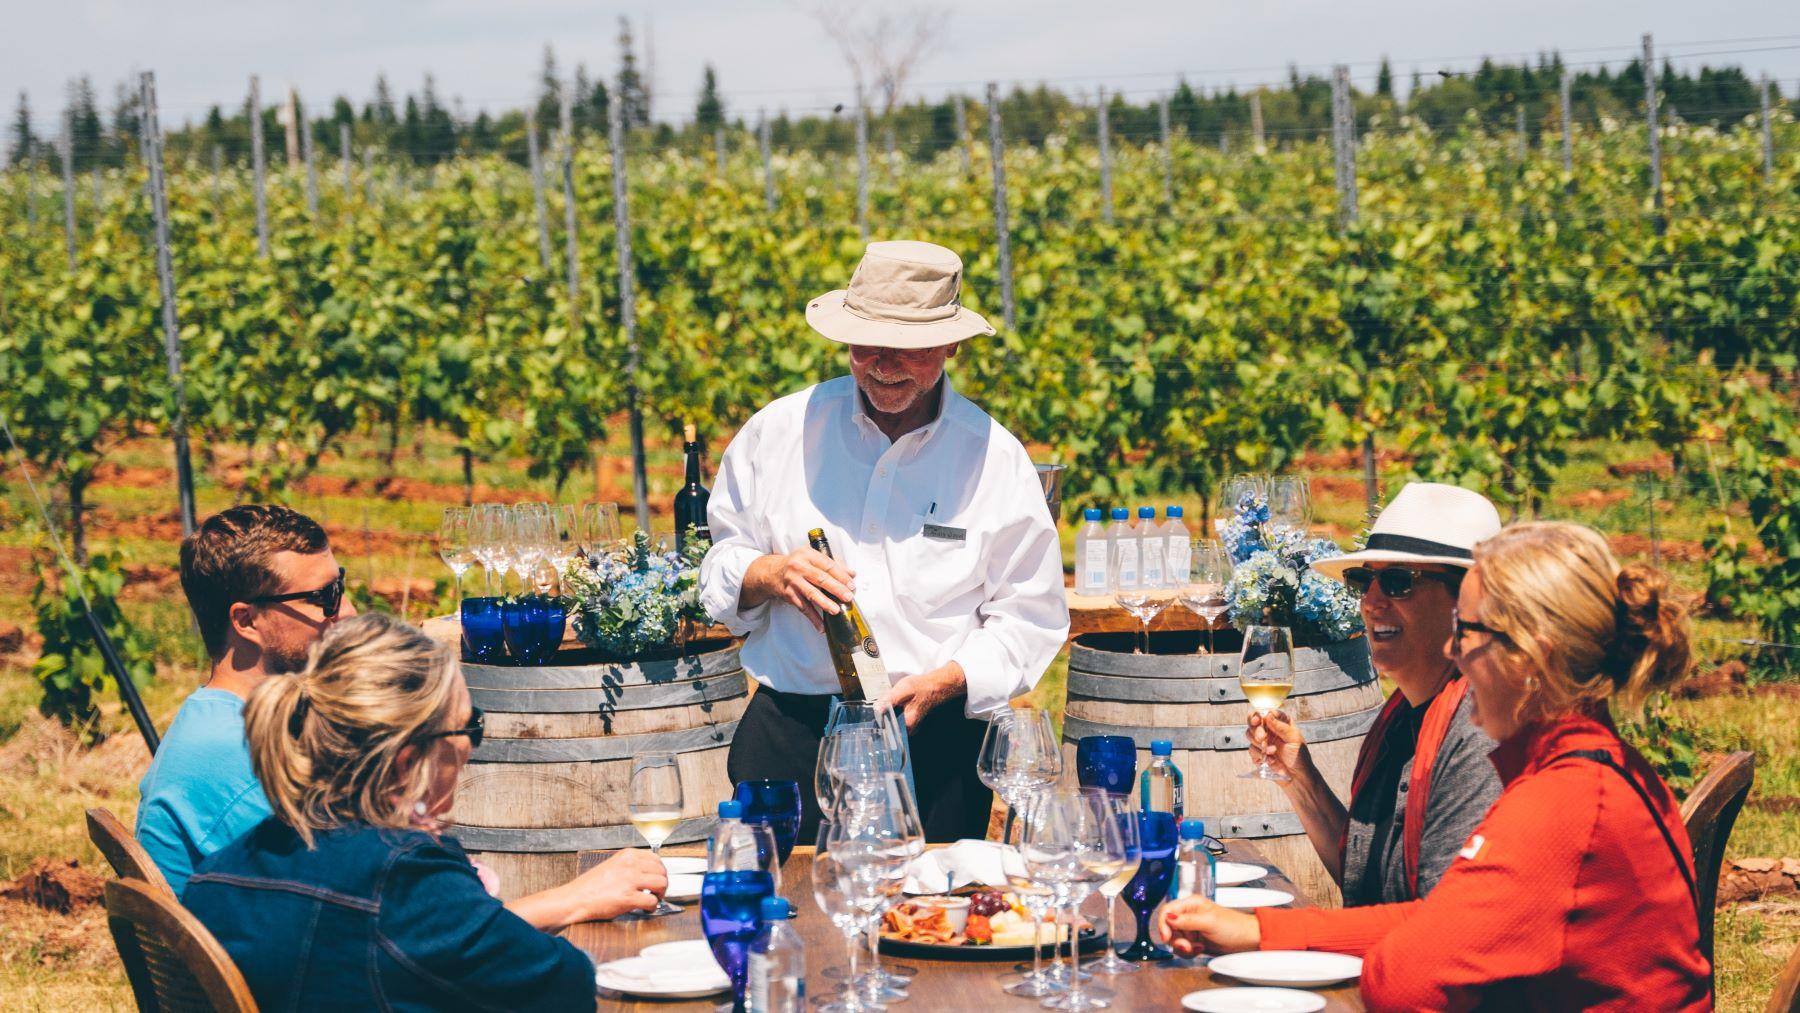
1364, 533, 1473, 560
843, 289, 963, 324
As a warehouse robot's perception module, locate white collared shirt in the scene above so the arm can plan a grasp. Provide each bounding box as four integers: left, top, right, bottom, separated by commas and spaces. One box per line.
699, 375, 1069, 718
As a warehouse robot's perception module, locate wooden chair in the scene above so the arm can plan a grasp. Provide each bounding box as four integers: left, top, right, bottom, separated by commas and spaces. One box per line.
1678, 750, 1756, 965
86, 807, 176, 899
1767, 933, 1800, 1013
104, 878, 257, 1013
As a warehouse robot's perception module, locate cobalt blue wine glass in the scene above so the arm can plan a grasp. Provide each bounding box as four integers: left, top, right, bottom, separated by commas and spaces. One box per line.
734, 779, 803, 865
702, 810, 778, 1013
1076, 735, 1138, 796
1119, 810, 1178, 962
459, 597, 505, 664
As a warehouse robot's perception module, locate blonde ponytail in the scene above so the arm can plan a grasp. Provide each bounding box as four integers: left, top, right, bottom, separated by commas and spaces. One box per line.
243, 612, 459, 847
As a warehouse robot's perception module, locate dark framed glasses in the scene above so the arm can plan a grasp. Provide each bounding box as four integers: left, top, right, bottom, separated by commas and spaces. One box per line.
417, 706, 485, 750
242, 567, 346, 619
1342, 566, 1455, 600
1450, 612, 1508, 657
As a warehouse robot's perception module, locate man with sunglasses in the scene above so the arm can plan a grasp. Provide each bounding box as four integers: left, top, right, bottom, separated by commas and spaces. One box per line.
1247, 483, 1505, 907
138, 505, 357, 894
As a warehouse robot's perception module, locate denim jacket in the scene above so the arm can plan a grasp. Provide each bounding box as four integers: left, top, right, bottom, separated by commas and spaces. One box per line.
184, 819, 595, 1013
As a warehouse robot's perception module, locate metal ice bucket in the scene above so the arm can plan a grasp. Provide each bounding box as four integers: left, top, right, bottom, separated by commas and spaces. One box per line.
1035, 463, 1065, 521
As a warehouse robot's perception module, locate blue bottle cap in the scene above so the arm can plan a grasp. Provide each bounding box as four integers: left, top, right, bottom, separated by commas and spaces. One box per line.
760, 896, 792, 920
1110, 507, 1129, 521
1179, 818, 1206, 840
1083, 507, 1102, 521
1151, 739, 1173, 756
1167, 505, 1184, 518
718, 800, 744, 819
1138, 506, 1156, 519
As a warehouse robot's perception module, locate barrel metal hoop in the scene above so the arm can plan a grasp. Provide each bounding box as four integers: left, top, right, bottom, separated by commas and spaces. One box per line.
471, 719, 739, 762
455, 816, 718, 854
1066, 663, 1372, 704
1060, 703, 1380, 752
462, 645, 743, 690
469, 669, 747, 714
1067, 637, 1371, 681
1186, 810, 1306, 839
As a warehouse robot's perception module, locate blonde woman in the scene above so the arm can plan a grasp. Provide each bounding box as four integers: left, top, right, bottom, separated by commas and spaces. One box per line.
1161, 522, 1712, 1012
184, 613, 666, 1012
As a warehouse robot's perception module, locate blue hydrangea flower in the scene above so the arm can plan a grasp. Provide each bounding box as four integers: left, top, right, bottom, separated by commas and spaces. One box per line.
1216, 492, 1363, 645
565, 530, 712, 658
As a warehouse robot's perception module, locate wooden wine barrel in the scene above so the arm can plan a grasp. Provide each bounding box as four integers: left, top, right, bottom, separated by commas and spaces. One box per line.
1060, 630, 1382, 906
448, 639, 748, 900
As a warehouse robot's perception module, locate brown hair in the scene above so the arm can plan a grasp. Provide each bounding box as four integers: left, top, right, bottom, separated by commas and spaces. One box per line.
243, 612, 459, 847
179, 505, 330, 657
1471, 521, 1691, 721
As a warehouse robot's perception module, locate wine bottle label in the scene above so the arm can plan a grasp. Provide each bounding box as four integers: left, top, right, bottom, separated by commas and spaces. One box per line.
851, 646, 891, 698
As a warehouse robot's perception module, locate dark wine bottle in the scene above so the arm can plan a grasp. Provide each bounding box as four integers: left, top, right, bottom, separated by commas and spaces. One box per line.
674, 423, 712, 552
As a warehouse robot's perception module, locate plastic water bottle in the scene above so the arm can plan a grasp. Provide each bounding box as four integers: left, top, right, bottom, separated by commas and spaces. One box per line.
1137, 507, 1164, 587
1175, 818, 1217, 901
1075, 508, 1108, 596
1163, 506, 1191, 588
747, 896, 805, 1012
1140, 739, 1184, 818
1107, 507, 1139, 591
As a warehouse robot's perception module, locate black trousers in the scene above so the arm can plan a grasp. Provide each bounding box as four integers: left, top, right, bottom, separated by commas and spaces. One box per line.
727, 686, 993, 845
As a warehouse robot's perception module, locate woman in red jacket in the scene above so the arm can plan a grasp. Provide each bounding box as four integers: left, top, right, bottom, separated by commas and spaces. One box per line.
1161, 521, 1712, 1012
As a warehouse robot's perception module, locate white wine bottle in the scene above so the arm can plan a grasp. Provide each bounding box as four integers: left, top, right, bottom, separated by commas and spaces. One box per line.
807, 528, 891, 701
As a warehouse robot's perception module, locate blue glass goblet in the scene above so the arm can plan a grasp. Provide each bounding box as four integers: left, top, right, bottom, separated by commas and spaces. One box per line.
733, 779, 803, 865
531, 596, 567, 663
1119, 810, 1178, 962
500, 597, 540, 664
459, 597, 505, 664
1076, 735, 1138, 796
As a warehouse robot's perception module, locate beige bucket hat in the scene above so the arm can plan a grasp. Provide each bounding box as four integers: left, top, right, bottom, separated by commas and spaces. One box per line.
806, 240, 998, 349
1310, 482, 1503, 583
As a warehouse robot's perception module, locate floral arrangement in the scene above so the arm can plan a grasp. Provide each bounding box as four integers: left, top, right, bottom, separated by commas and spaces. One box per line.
563, 530, 713, 658
1216, 491, 1363, 644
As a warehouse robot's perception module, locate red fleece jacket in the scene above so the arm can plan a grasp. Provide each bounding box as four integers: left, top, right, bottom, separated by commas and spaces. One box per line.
1256, 710, 1712, 1012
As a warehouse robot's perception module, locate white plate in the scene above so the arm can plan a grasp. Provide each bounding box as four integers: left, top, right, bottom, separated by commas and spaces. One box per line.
1180, 862, 1271, 895
595, 957, 729, 999
1214, 887, 1294, 910
638, 939, 716, 964
1181, 987, 1327, 1012
665, 873, 704, 901
1215, 862, 1268, 887
1208, 950, 1363, 988
661, 856, 708, 875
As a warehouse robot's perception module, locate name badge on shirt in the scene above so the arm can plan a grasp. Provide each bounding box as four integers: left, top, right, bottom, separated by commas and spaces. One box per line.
922, 523, 967, 542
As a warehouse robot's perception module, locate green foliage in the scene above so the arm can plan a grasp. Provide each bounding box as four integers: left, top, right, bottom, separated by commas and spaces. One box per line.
1614, 694, 1701, 792
29, 552, 156, 740
1703, 377, 1800, 675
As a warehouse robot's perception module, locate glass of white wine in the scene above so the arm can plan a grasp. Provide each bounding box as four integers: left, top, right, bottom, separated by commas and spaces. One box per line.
628, 751, 685, 916
1239, 625, 1295, 782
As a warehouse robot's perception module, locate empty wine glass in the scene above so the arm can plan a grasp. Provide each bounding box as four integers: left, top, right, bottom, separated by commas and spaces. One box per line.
1113, 536, 1171, 655
475, 504, 514, 596
813, 822, 884, 1013
437, 507, 475, 608
548, 504, 580, 581
627, 752, 684, 916
1030, 790, 1127, 1011
579, 501, 622, 559
1085, 790, 1142, 977
1267, 476, 1312, 532
1218, 473, 1266, 519
827, 773, 922, 1005
1002, 782, 1062, 998
977, 708, 1062, 846
1179, 538, 1233, 655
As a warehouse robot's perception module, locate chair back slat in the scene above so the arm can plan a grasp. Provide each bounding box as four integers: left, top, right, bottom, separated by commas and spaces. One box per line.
86, 807, 176, 899
104, 878, 257, 1013
1679, 750, 1755, 966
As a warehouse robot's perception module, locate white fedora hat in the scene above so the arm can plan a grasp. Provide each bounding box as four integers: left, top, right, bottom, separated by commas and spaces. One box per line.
805, 240, 998, 349
1311, 482, 1503, 583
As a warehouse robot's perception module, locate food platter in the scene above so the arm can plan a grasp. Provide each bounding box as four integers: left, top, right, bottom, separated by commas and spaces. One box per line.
876, 889, 1110, 962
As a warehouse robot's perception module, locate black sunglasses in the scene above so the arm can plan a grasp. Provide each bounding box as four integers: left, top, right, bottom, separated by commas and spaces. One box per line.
417, 706, 485, 750
1342, 566, 1456, 600
243, 567, 346, 620
1450, 612, 1508, 657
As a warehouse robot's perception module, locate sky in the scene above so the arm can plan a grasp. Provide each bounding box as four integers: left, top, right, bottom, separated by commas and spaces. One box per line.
5, 0, 1799, 134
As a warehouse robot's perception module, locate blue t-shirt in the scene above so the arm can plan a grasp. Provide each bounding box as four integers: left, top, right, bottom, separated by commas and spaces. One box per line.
135, 687, 272, 895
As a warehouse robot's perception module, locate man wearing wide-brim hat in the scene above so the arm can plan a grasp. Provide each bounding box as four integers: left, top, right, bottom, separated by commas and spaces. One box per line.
1246, 483, 1505, 909
700, 240, 1069, 841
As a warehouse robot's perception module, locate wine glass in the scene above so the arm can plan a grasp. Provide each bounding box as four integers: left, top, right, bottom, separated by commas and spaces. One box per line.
1219, 473, 1265, 519
1002, 783, 1063, 998
437, 507, 475, 608
1267, 476, 1312, 532
1118, 810, 1178, 962
977, 707, 1062, 845
1031, 791, 1127, 1011
477, 504, 515, 597
825, 698, 913, 799
627, 752, 685, 916
1113, 535, 1171, 655
548, 503, 580, 583
1179, 538, 1233, 655
732, 779, 802, 865
1074, 735, 1136, 797
702, 807, 779, 1011
1085, 790, 1142, 976
813, 823, 884, 1013
1239, 624, 1295, 782
827, 773, 922, 1006
511, 503, 551, 595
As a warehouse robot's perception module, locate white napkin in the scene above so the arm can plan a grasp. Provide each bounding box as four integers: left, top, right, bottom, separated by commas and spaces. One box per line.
902, 839, 1029, 894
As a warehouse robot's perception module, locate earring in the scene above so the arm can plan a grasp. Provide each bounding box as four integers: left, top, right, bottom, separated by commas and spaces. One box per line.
1524, 675, 1539, 694
413, 801, 429, 816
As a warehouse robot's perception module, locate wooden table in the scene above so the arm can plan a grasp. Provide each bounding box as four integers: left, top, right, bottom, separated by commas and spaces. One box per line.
569, 841, 1363, 1011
